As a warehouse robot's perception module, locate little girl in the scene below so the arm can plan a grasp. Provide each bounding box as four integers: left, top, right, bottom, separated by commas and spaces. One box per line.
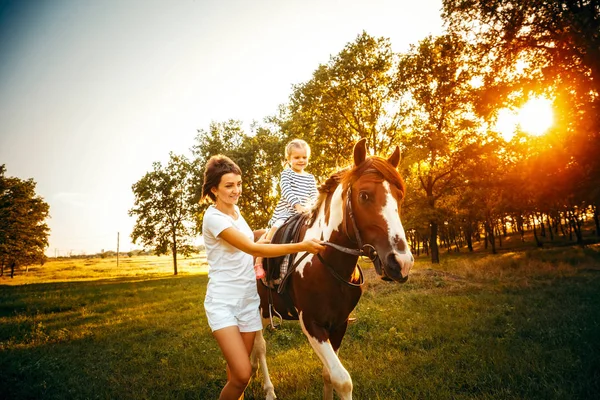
254, 139, 318, 279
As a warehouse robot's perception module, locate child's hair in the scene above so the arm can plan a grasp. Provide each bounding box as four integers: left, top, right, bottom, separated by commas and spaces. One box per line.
202, 155, 242, 202
285, 139, 311, 161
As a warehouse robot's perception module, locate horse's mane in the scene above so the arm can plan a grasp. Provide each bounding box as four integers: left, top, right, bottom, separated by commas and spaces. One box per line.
308, 156, 405, 226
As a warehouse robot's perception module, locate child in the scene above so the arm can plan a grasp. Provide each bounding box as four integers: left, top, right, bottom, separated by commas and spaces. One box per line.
254, 139, 318, 279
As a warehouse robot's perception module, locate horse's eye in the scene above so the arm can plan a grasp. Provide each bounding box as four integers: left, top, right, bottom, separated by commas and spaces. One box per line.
358, 191, 369, 203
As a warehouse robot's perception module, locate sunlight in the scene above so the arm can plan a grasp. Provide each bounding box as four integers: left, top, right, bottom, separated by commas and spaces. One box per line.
495, 96, 554, 141
519, 97, 554, 136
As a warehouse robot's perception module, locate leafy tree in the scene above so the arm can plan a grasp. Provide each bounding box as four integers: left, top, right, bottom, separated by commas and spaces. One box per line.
281, 31, 406, 178
397, 34, 484, 263
0, 165, 50, 278
191, 120, 284, 232
442, 0, 600, 223
129, 153, 196, 275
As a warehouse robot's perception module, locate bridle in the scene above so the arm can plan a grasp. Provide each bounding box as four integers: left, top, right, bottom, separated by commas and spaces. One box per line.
317, 186, 384, 287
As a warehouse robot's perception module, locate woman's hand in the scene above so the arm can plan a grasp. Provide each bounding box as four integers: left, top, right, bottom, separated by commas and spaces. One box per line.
301, 238, 326, 254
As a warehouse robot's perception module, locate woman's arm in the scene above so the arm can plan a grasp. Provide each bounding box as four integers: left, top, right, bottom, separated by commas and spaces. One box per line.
219, 226, 324, 258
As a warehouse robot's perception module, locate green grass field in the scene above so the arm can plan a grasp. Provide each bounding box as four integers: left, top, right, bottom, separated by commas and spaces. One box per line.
1, 247, 600, 399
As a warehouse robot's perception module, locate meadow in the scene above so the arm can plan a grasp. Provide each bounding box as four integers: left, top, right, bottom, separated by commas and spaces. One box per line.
1, 246, 599, 399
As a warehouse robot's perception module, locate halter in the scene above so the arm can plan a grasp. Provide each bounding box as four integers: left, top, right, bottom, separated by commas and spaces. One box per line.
315, 186, 384, 287
331, 186, 380, 262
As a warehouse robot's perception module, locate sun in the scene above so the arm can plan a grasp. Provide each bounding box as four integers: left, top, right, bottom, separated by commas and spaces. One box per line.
495, 96, 554, 141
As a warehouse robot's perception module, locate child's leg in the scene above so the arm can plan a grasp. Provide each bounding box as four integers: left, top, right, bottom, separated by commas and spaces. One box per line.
253, 226, 279, 279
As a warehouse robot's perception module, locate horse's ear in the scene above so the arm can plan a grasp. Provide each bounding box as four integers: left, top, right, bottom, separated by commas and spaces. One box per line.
353, 138, 367, 166
387, 146, 400, 168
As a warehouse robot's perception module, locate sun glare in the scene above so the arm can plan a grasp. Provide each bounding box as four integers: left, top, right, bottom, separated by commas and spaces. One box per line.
495, 96, 554, 141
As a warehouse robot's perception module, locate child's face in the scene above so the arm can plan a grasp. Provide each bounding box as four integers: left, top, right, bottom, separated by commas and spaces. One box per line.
288, 147, 309, 173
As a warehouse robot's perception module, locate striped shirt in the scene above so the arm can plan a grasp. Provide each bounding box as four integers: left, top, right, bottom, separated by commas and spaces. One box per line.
269, 168, 318, 228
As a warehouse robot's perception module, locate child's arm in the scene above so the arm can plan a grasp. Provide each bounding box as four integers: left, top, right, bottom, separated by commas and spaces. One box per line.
279, 169, 302, 209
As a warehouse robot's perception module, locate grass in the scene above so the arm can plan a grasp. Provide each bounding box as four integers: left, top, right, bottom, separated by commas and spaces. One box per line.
0, 254, 208, 285
1, 247, 599, 399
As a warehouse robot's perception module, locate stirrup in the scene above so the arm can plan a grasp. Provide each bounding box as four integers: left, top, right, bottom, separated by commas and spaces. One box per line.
268, 304, 283, 329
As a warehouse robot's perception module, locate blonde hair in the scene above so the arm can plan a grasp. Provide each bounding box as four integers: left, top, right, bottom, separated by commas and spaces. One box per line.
285, 139, 311, 161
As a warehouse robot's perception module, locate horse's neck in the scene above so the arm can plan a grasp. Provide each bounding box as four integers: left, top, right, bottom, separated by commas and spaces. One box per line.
309, 184, 354, 249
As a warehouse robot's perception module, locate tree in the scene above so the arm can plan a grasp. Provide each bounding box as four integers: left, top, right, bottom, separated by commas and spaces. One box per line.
443, 0, 600, 222
129, 153, 196, 275
191, 120, 284, 231
281, 31, 407, 178
0, 165, 50, 278
397, 34, 484, 263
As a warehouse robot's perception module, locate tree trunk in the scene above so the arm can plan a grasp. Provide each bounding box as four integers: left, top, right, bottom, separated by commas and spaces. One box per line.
496, 224, 502, 248
485, 219, 496, 254
516, 213, 525, 242
484, 224, 488, 250
594, 204, 600, 237
568, 210, 584, 247
532, 217, 543, 247
172, 232, 178, 276
558, 211, 567, 238
465, 220, 474, 252
10, 261, 15, 278
430, 221, 440, 264
546, 214, 554, 241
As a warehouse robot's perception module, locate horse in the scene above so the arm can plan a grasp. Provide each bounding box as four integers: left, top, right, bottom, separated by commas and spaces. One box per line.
251, 138, 414, 400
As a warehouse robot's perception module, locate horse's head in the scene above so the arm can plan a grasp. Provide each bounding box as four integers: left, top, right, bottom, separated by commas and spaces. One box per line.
343, 139, 414, 282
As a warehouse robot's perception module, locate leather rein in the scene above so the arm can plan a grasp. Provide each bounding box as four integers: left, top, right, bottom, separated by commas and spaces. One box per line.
289, 187, 381, 288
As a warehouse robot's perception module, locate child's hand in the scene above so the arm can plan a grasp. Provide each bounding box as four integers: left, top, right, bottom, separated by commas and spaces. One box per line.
294, 204, 309, 214
257, 238, 271, 244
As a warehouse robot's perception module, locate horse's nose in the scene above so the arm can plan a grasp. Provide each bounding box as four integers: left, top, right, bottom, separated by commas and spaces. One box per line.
386, 251, 413, 281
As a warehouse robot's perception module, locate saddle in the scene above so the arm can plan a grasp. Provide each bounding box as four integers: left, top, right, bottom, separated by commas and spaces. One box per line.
261, 213, 309, 293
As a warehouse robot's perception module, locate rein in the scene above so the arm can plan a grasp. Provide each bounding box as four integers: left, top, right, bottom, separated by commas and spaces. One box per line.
276, 186, 383, 292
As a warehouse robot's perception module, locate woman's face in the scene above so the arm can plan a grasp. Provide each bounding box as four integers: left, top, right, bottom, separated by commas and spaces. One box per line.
211, 172, 242, 206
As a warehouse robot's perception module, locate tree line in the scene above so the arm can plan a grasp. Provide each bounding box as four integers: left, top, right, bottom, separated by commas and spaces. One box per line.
128, 0, 599, 270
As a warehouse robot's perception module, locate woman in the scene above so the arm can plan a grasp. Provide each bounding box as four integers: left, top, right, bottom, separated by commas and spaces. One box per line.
201, 154, 324, 400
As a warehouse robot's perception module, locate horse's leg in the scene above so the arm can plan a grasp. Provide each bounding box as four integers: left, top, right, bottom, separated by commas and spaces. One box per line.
250, 328, 277, 400
299, 314, 352, 400
323, 321, 349, 399
322, 366, 334, 400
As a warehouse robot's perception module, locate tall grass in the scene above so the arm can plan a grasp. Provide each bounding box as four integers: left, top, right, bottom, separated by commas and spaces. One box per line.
1, 248, 599, 399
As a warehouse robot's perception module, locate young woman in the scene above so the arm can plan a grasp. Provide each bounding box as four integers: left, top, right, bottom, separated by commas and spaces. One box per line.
201, 154, 324, 400
253, 139, 318, 279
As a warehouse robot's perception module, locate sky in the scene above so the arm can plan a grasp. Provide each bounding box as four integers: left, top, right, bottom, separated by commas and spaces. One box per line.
0, 0, 443, 257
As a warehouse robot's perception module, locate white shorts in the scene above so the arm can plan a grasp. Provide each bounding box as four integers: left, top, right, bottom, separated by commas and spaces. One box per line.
204, 293, 262, 332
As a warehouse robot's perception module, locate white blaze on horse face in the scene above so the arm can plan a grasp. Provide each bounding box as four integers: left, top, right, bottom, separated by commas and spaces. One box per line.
297, 185, 345, 277
381, 181, 413, 262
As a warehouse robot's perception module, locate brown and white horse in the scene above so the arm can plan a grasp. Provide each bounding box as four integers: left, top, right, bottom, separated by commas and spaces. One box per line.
252, 139, 414, 400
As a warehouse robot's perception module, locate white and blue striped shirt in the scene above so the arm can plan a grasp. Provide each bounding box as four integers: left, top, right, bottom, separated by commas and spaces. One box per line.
269, 168, 318, 228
